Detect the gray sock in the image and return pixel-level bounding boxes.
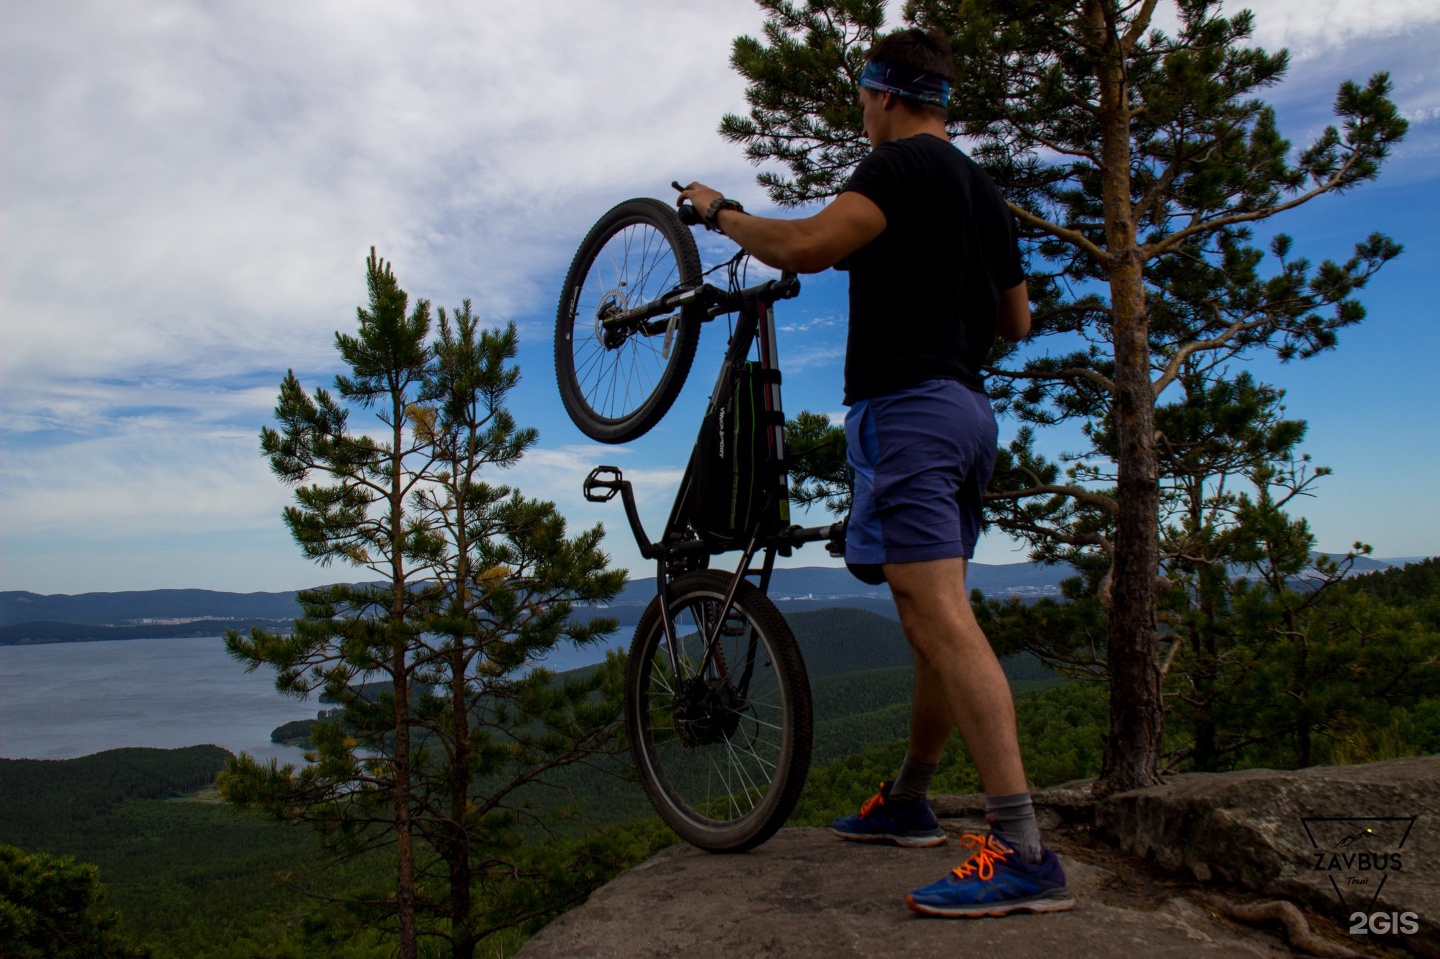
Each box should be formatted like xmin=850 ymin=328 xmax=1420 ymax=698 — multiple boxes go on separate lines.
xmin=986 ymin=791 xmax=1043 ymax=865
xmin=888 ymin=754 xmax=940 ymax=804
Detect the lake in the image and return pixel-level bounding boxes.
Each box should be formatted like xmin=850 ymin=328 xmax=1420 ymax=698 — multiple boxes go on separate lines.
xmin=0 ymin=634 xmax=622 ymax=763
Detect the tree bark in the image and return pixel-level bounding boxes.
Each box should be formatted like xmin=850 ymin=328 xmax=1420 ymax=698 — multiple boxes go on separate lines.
xmin=390 ymin=396 xmax=419 ymax=959
xmin=392 ymin=623 xmax=418 ymax=959
xmin=1294 ymin=635 xmax=1312 ymax=767
xmin=450 ymin=642 xmax=474 ymax=959
xmin=450 ymin=501 xmax=476 ymax=959
xmin=1091 ymin=0 xmax=1164 ymax=793
xmin=1100 ymin=256 xmax=1166 ymax=792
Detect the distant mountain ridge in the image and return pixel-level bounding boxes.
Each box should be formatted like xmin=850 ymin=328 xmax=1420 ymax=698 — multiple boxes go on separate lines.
xmin=1 ymin=564 xmax=1075 ymax=630
xmin=0 ymin=588 xmax=305 ymax=628
xmin=2 ymin=555 xmax=1418 ymax=643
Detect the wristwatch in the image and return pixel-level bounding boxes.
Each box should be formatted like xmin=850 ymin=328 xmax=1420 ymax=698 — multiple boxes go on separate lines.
xmin=704 ymin=196 xmax=746 ymax=233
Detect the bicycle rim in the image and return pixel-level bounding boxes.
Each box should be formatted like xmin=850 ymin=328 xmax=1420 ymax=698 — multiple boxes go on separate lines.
xmin=627 ymin=571 xmax=811 ymax=853
xmin=555 ymin=198 xmax=701 ymax=443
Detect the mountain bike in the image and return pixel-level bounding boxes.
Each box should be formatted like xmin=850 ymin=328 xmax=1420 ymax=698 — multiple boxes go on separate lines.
xmin=554 ymin=194 xmax=843 ymax=852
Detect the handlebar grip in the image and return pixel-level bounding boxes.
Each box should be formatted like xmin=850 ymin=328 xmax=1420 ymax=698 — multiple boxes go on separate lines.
xmin=672 ymin=181 xmax=704 ymax=226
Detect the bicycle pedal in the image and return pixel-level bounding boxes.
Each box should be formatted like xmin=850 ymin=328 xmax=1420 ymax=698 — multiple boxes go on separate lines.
xmin=583 ymin=465 xmax=625 ymax=503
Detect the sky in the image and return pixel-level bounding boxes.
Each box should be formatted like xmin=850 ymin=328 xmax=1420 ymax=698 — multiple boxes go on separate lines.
xmin=3 ymin=0 xmax=1438 ymax=596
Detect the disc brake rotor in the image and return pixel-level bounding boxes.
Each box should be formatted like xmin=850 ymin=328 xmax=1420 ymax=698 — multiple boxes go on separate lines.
xmin=674 ymin=675 xmax=744 ymax=746
xmin=595 ymin=286 xmax=629 ymax=349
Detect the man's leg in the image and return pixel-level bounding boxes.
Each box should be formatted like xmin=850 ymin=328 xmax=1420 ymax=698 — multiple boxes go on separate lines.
xmin=826 ymin=576 xmax=950 ymax=846
xmin=883 ymin=556 xmax=1026 ymax=796
xmin=885 ymin=648 xmax=950 ymax=803
xmin=906 ymin=648 xmax=953 ymax=761
xmin=886 ymin=556 xmax=1074 ymax=917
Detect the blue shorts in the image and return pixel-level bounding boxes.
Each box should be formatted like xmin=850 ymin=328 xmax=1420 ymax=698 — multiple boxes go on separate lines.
xmin=844 ymin=379 xmax=997 ymax=583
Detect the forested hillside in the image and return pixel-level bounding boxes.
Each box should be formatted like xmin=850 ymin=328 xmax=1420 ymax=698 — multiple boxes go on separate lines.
xmin=1347 ymin=556 xmax=1440 ymax=611
xmin=4 ymin=573 xmax=1436 ymax=958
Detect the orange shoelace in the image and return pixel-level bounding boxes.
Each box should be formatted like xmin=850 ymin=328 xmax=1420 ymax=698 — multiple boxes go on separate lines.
xmin=950 ymin=833 xmax=1013 ymax=881
xmin=858 ymin=783 xmax=886 ymax=817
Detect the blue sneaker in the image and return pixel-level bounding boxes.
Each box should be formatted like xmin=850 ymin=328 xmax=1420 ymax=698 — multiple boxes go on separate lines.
xmin=828 ymin=781 xmax=948 ymax=848
xmin=907 ymin=833 xmax=1076 ymax=917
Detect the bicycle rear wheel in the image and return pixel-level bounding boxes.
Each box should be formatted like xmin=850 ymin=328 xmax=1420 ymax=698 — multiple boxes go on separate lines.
xmin=555 ymin=198 xmax=702 ymax=443
xmin=626 ymin=570 xmax=812 ymax=853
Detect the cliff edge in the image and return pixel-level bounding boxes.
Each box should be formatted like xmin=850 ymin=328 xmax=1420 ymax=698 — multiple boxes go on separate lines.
xmin=519 ymin=756 xmax=1437 ymax=958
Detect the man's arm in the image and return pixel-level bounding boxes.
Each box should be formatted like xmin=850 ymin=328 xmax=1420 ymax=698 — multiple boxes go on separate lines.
xmin=996 ymin=281 xmax=1031 ymax=342
xmin=676 ymin=183 xmax=885 ymax=274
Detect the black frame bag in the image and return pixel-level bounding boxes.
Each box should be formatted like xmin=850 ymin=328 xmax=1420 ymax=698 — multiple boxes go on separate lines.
xmin=686 ymin=361 xmax=785 ymax=546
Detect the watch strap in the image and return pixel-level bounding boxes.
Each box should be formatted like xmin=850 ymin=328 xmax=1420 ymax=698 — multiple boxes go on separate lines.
xmin=704 ymin=197 xmax=745 ymax=233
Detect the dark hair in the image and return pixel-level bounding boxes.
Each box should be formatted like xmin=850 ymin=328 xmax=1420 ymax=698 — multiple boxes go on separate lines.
xmin=864 ymin=28 xmax=953 ymax=118
xmin=866 ymin=27 xmax=954 ymax=79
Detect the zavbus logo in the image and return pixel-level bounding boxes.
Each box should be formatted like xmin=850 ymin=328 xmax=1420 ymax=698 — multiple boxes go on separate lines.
xmin=1301 ymin=816 xmax=1419 ymax=936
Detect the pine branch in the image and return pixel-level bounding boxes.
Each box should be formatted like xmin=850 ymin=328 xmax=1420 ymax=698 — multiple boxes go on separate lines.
xmin=1010 ymin=202 xmax=1109 ymax=263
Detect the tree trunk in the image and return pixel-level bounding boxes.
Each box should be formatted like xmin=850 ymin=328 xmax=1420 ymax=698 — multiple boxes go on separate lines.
xmin=450 ymin=645 xmax=475 ymax=959
xmin=1192 ymin=570 xmax=1219 ymax=772
xmin=1091 ymin=0 xmax=1164 ymax=793
xmin=390 ymin=403 xmax=419 ymax=959
xmin=1293 ymin=636 xmax=1312 ymax=767
xmin=1192 ymin=629 xmax=1218 ymax=772
xmin=448 ymin=454 xmax=476 ymax=959
xmin=393 ymin=625 xmax=418 ymax=959
xmin=1100 ymin=255 xmax=1166 ymax=792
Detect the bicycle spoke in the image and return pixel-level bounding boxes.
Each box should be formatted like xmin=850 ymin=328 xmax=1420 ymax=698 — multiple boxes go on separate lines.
xmin=721 ymin=736 xmax=765 ymax=806
xmin=634 ymin=587 xmax=798 ymax=834
xmin=556 ymin=197 xmax=701 ymax=442
xmin=567 ymin=220 xmax=684 ymax=423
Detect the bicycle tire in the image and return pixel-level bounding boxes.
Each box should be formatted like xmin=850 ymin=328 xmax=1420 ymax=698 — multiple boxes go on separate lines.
xmin=555 ymin=198 xmax=703 ymax=443
xmin=626 ymin=570 xmax=812 ymax=853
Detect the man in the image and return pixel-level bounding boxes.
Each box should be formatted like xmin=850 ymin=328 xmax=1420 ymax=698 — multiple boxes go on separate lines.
xmin=676 ymin=27 xmax=1074 ymax=918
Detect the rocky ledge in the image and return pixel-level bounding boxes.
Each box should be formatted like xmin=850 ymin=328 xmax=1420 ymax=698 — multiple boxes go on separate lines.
xmin=519 ymin=756 xmax=1436 ymax=959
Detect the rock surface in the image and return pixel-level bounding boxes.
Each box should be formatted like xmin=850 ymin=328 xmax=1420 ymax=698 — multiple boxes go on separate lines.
xmin=518 ymin=759 xmax=1435 ymax=958
xmin=520 ymin=826 xmax=1306 ymax=958
xmin=1097 ymin=755 xmax=1438 ymax=958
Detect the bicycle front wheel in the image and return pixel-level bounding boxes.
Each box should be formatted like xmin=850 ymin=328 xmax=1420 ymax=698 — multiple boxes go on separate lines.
xmin=555 ymin=198 xmax=702 ymax=443
xmin=626 ymin=571 xmax=812 ymax=853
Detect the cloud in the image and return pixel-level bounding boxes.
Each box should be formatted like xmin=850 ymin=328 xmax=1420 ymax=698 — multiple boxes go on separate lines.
xmin=1142 ymin=0 xmax=1440 ymax=59
xmin=1 ymin=0 xmax=775 ymax=590
xmin=468 ymin=446 xmax=687 ymax=579
xmin=4 ymin=0 xmax=1437 ymax=592
xmin=1238 ymin=0 xmax=1440 ymax=59
xmin=779 ymin=315 xmax=842 ymax=335
xmin=782 ymin=344 xmax=848 ymax=372
xmin=3 ymin=0 xmax=770 ymax=392
xmin=0 ymin=415 xmax=281 ymax=541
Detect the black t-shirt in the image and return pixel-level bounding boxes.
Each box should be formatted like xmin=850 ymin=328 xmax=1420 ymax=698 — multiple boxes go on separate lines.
xmin=838 ymin=133 xmax=1022 ymax=404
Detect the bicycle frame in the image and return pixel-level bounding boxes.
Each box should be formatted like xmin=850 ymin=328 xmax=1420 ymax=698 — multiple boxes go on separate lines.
xmin=582 ymin=271 xmax=843 ymax=684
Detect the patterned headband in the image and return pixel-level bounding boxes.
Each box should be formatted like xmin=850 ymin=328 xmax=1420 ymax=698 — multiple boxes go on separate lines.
xmin=859 ymin=59 xmax=950 ymax=107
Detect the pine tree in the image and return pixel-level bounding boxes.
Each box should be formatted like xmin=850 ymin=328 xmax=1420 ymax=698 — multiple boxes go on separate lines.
xmin=0 ymin=846 xmax=147 ymax=959
xmin=220 ymin=252 xmax=626 ymax=959
xmin=979 ymin=364 xmax=1440 ymax=772
xmin=722 ymin=0 xmax=1407 ymax=790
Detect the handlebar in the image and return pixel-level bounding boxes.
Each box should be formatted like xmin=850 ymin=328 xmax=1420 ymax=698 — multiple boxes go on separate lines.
xmin=664 ymin=180 xmax=798 ymax=313
xmin=602 ymin=272 xmax=800 ymax=334
xmin=678 ymin=206 xmax=703 ymax=227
